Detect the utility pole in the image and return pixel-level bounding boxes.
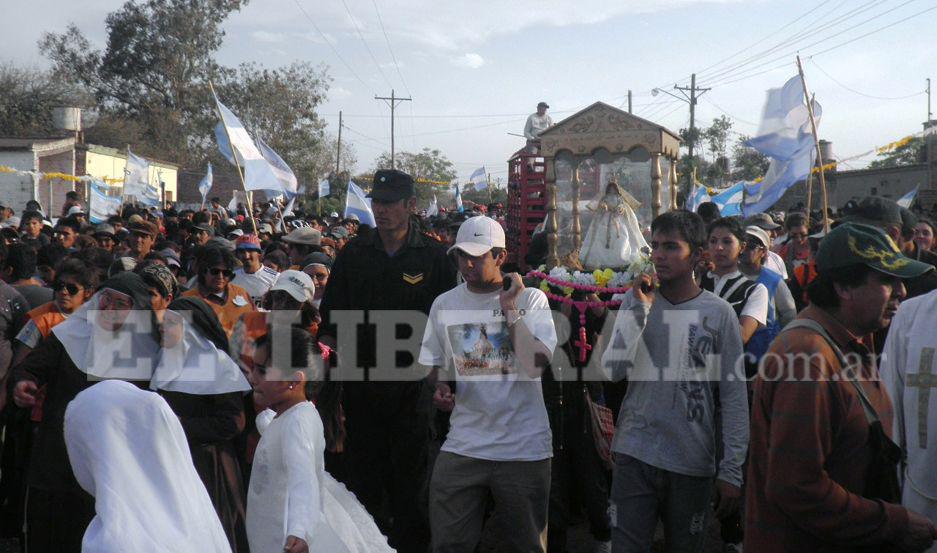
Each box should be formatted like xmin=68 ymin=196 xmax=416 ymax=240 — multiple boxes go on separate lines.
xmin=674 ymin=74 xmax=711 ymax=166
xmin=928 ymin=78 xmax=932 ymax=122
xmin=335 ymin=110 xmax=343 ymax=174
xmin=628 ymin=89 xmax=633 ymax=114
xmin=654 ymin=73 xmax=710 ymax=194
xmin=374 ymin=89 xmax=412 ymax=169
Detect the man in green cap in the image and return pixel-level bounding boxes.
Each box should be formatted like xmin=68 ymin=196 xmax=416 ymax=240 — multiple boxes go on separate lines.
xmin=746 ymin=223 xmax=937 ymax=552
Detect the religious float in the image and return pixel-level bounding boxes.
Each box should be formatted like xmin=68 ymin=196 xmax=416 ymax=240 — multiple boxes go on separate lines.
xmin=505 ymin=102 xmax=682 ymax=362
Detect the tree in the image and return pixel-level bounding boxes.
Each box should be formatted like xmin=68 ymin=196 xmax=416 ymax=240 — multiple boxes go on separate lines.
xmin=0 ymin=63 xmax=92 ymax=136
xmin=730 ymin=135 xmax=770 ymax=181
xmin=868 ymin=136 xmax=925 ymax=169
xmin=700 ymin=116 xmax=733 ymax=185
xmin=40 ymin=0 xmax=248 ymax=166
xmin=373 ymin=148 xmax=457 ymax=204
xmin=38 ymin=0 xmax=335 ymax=189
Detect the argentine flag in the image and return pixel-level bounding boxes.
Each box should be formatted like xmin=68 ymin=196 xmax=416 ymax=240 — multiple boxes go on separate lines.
xmin=454 ymin=182 xmax=464 ymax=213
xmin=318 ymin=177 xmax=330 ymax=198
xmin=198 ymin=163 xmax=213 ymax=205
xmin=711 ymin=182 xmax=745 ymax=216
xmin=685 ymin=184 xmax=711 ymax=213
xmin=742 ymin=75 xmax=821 ymax=216
xmin=213 ymin=93 xmax=283 ymax=193
xmin=469 ymin=167 xmax=487 ymax=191
xmin=345 ymin=181 xmax=376 ymax=227
xmin=89 ymin=179 xmax=121 ymax=223
xmin=897 ymin=186 xmax=918 ymax=208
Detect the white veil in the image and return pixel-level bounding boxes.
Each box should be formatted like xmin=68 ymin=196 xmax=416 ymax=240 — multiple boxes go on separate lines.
xmin=64 ymin=380 xmax=232 ymax=553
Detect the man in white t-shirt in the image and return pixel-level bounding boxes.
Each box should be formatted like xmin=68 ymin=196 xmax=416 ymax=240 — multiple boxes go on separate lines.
xmin=232 ymin=234 xmax=278 ymax=308
xmin=419 ymin=215 xmax=557 ymax=553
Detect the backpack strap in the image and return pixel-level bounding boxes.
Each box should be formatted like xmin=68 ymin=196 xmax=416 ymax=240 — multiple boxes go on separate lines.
xmin=780 ymin=319 xmax=880 ymax=426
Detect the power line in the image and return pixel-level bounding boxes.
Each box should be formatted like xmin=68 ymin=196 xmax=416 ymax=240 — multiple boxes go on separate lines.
xmin=694 ymin=0 xmax=836 ymax=79
xmin=706 ymin=0 xmax=924 ymax=86
xmin=338 ymin=0 xmax=394 ymax=90
xmin=290 ymin=0 xmax=375 ymax=96
xmin=698 ymin=0 xmax=884 ymax=83
xmin=810 ymin=59 xmax=926 ymax=100
xmin=370 ymin=0 xmax=411 ymax=96
xmin=807 ymin=2 xmax=937 ymax=58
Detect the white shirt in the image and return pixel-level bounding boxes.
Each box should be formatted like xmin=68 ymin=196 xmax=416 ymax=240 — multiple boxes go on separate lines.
xmin=881 ymin=290 xmax=937 ymax=503
xmin=419 ymin=284 xmax=557 ymax=461
xmin=764 ymin=250 xmax=788 ymax=280
xmin=708 ymin=270 xmax=769 ymax=326
xmin=524 ymin=113 xmax=553 ymax=140
xmin=232 ymin=265 xmax=278 ymax=308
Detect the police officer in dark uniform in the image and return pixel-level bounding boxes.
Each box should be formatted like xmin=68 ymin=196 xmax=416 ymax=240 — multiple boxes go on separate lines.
xmin=319 ymin=169 xmax=456 ymax=553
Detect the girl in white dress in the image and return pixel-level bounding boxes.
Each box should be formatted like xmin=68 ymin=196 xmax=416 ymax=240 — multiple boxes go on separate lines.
xmin=246 ymin=327 xmax=394 ymax=553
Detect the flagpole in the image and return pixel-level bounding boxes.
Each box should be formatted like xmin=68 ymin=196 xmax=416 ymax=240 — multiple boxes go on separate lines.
xmin=796 ymin=56 xmax=829 ymax=233
xmin=803 ymin=169 xmax=814 ymax=230
xmin=209 ymin=81 xmax=258 ymax=234
xmin=486 ymin=173 xmax=493 ymax=205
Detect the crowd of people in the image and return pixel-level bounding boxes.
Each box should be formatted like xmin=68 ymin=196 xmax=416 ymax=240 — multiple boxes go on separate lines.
xmin=0 ymin=167 xmax=935 ymax=553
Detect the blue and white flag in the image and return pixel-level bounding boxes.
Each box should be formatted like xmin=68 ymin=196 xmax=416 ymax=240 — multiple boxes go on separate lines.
xmin=685 ymin=183 xmax=712 ymax=213
xmin=454 ymin=182 xmax=464 ymax=213
xmin=89 ymin=179 xmax=122 ymax=223
xmin=345 ymin=181 xmax=376 ymax=227
xmin=427 ymin=194 xmax=438 ymax=217
xmin=256 ymin=136 xmax=298 ymax=194
xmin=318 ymin=177 xmax=330 ymax=198
xmin=711 ymin=181 xmax=745 ymax=216
xmin=198 ymin=162 xmax=213 ymax=206
xmin=742 ymin=75 xmax=821 ymax=216
xmin=469 ymin=167 xmax=487 ymax=191
xmin=123 ymin=149 xmax=160 ymax=206
xmin=213 ymin=93 xmax=282 ymax=193
xmin=897 ymin=185 xmax=919 ymax=208
xmin=214 ymin=123 xmax=235 ymax=165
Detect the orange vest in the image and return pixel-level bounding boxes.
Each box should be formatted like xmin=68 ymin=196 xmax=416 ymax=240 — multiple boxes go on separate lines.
xmin=182 ymin=283 xmax=255 ymax=337
xmin=26 ymin=302 xmax=67 ymax=339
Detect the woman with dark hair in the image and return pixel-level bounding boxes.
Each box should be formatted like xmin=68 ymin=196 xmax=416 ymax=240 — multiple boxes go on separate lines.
xmin=10 ymin=272 xmax=160 ymax=552
xmin=152 ymin=296 xmax=251 ymax=552
xmin=914 ymin=218 xmax=935 ymax=253
xmin=702 ymin=217 xmax=769 ymax=346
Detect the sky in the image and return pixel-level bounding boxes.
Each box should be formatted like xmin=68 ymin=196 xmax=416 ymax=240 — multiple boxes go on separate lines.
xmin=4 ymin=0 xmax=936 ymax=183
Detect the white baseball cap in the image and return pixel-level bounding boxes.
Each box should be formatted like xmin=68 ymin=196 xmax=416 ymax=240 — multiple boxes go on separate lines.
xmin=269 ymin=270 xmax=315 ymax=303
xmin=447 ymin=215 xmax=506 ymax=257
xmin=745 ymin=225 xmax=772 ymax=249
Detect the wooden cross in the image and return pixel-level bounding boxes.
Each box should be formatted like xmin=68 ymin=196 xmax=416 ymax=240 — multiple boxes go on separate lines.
xmin=907 ymin=347 xmax=936 ymax=449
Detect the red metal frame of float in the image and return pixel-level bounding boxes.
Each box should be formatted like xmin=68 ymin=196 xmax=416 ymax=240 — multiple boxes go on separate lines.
xmin=505 ymin=148 xmax=547 ymax=270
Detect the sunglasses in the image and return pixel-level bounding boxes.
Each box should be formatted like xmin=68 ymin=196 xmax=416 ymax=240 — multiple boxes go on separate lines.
xmin=53 ymin=282 xmax=83 ymax=295
xmin=206 ymin=267 xmax=234 ymax=279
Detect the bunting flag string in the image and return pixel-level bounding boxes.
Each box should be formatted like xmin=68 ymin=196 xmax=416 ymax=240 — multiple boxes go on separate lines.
xmin=0 ymin=165 xmax=124 ymax=184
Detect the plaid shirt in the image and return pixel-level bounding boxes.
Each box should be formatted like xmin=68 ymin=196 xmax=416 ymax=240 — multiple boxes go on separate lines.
xmin=745 ymin=305 xmax=909 ymax=552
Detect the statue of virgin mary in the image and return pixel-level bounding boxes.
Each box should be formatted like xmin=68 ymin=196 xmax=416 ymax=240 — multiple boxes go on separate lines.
xmin=579 ymin=181 xmax=648 ymax=270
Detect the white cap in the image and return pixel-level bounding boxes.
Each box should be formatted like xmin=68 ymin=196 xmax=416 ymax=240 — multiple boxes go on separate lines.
xmin=330 ymin=211 xmax=339 ymax=218
xmin=269 ymin=270 xmax=315 ymax=303
xmin=744 ymin=225 xmax=772 ymax=249
xmin=67 ymin=205 xmax=85 ymax=216
xmin=227 ymin=229 xmax=244 ymax=238
xmin=447 ymin=215 xmax=506 ymax=257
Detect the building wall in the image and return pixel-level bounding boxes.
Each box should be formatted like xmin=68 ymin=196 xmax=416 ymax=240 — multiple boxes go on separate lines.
xmin=83 ymin=150 xmax=178 ymax=204
xmin=37 ymin=148 xmax=77 ymax=217
xmin=0 ymin=151 xmax=38 ymax=212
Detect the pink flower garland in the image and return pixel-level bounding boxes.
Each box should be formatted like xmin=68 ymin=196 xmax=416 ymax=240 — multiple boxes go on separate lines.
xmin=527 ymin=271 xmax=633 ymax=363
xmin=526 ymin=270 xmax=632 ymax=294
